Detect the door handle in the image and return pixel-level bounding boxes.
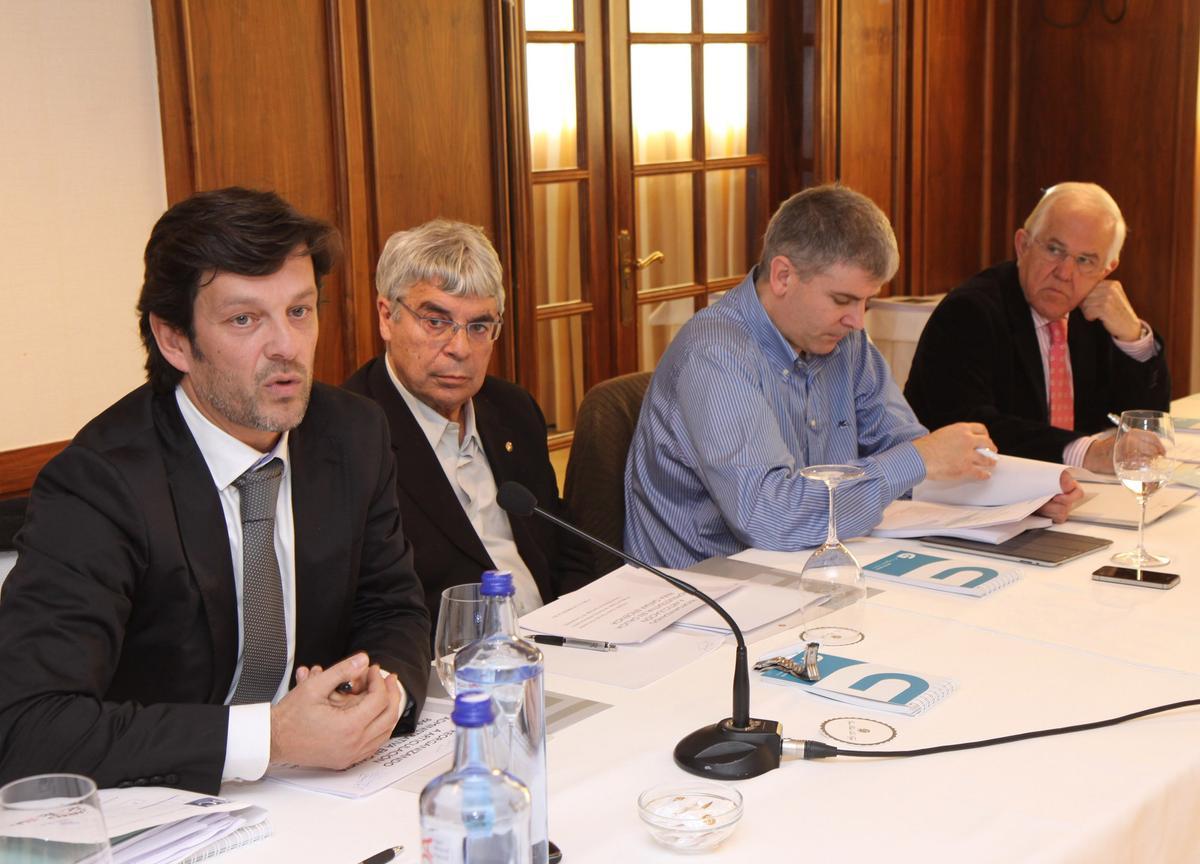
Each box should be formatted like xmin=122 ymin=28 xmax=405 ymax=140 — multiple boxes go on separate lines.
xmin=618 ymin=230 xmax=664 ymax=327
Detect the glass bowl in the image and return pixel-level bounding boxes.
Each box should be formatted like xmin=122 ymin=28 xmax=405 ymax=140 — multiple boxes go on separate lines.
xmin=636 ymin=782 xmax=743 ymax=853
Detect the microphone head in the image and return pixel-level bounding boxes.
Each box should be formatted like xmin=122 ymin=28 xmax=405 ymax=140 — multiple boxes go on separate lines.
xmin=497 ymin=481 xmax=537 ymax=516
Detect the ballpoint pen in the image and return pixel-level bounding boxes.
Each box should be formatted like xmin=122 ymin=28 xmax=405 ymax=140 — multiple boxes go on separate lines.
xmin=358 ymin=846 xmax=404 ymax=864
xmin=1108 ymin=412 xmax=1121 ymax=426
xmin=531 ymin=634 xmax=617 ymax=652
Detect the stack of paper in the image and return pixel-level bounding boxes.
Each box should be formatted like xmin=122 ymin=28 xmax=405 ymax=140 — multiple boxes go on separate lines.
xmin=87 ymin=787 xmax=269 ymax=864
xmin=872 ymin=498 xmax=1051 ymax=541
xmin=672 ymin=582 xmax=826 ymax=635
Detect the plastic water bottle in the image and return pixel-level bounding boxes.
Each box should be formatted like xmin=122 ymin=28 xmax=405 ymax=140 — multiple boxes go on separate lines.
xmin=419 ymin=691 xmax=532 ymax=864
xmin=454 ymin=570 xmax=549 ymax=864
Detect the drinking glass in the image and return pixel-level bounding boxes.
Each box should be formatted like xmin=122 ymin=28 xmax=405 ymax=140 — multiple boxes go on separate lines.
xmin=0 ymin=774 xmax=112 ymax=863
xmin=1112 ymin=410 xmax=1175 ymax=567
xmin=434 ymin=583 xmax=487 ymax=696
xmin=798 ymin=465 xmax=867 ymax=642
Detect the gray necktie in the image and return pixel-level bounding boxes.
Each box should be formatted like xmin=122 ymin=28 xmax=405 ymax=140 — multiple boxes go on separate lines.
xmin=230 ymin=458 xmax=288 ymax=705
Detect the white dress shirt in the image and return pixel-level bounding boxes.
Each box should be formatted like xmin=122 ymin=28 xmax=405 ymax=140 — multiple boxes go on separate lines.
xmin=175 ymin=387 xmax=293 ymax=783
xmin=1028 ymin=309 xmax=1157 ymax=466
xmin=384 ymin=359 xmax=544 ymax=615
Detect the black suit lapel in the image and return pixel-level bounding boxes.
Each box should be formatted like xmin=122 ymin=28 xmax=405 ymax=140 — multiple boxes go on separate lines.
xmin=1002 ymin=276 xmax=1050 ymax=422
xmin=367 ymin=359 xmax=493 ymax=568
xmin=1067 ymin=307 xmax=1098 ymax=420
xmin=153 ymin=394 xmax=238 ymax=703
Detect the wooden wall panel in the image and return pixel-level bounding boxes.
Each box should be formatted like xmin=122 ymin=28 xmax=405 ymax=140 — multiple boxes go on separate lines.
xmin=837 ymin=0 xmax=897 ymax=224
xmin=152 ymin=0 xmax=351 ymax=385
xmin=1011 ymin=0 xmax=1198 ymax=394
xmin=365 ymin=1 xmax=499 ymax=243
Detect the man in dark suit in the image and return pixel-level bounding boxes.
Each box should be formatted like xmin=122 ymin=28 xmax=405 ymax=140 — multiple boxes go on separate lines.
xmin=905 ymin=182 xmax=1169 ymax=472
xmin=0 ymin=188 xmax=430 ymax=794
xmin=345 ymin=219 xmax=592 ymax=628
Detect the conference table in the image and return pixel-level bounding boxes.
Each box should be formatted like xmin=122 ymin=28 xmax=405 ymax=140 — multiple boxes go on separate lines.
xmin=211 ymin=403 xmax=1200 ymax=863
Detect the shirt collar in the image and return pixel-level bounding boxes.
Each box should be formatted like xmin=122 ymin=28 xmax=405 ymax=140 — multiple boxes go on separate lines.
xmin=732 ymin=266 xmax=845 ymax=372
xmin=383 ymin=353 xmax=480 ymax=452
xmin=1029 ymin=304 xmax=1068 ymax=334
xmin=175 ymin=385 xmax=290 ymax=491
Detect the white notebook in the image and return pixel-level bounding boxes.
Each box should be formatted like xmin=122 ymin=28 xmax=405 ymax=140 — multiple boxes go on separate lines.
xmin=757 ymin=647 xmax=955 ymax=716
xmin=861 ymin=549 xmax=1020 ymax=597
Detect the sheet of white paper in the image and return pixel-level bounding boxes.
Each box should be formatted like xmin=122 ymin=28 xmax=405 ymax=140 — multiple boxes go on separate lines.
xmin=537 ymin=628 xmax=723 ymax=688
xmin=1167 ymin=436 xmax=1200 ymax=463
xmin=518 ymin=565 xmax=739 ymax=644
xmin=913 ymin=453 xmax=1065 ymax=506
xmin=267 ymin=703 xmax=455 ymax=798
xmin=672 ymin=582 xmax=825 ymax=633
xmin=871 ymin=495 xmax=1050 ymax=538
xmin=1069 ymin=483 xmax=1195 ymax=527
xmin=113 ymin=808 xmax=267 ymax=864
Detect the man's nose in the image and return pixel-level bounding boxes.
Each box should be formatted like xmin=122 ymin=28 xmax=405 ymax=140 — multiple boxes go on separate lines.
xmin=265 ymin=315 xmax=300 ymax=359
xmin=441 ymin=324 xmax=472 ymax=356
xmin=844 ymin=301 xmax=867 ymax=330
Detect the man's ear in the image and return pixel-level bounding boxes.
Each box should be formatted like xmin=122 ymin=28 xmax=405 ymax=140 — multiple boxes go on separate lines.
xmin=766 ymin=255 xmax=793 ymax=299
xmin=378 ymin=296 xmax=395 ymax=343
xmin=148 ymin=313 xmax=193 ymax=375
xmin=1014 ymin=228 xmax=1029 ymax=259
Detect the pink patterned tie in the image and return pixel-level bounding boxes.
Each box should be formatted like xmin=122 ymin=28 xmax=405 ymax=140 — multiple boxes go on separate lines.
xmin=1048 ymin=318 xmax=1074 ymax=430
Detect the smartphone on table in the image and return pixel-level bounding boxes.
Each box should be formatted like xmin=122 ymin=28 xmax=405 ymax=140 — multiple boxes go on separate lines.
xmin=1091 ymin=565 xmax=1179 ymax=589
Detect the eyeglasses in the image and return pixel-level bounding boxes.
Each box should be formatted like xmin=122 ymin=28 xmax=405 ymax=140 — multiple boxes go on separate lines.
xmin=1029 ymin=236 xmax=1106 ymax=277
xmin=394 ymin=298 xmax=502 ymax=343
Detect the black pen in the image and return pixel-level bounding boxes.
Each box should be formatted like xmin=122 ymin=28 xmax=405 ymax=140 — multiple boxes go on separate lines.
xmin=358 ymin=846 xmax=403 ymax=864
xmin=531 ymin=634 xmax=617 ymax=652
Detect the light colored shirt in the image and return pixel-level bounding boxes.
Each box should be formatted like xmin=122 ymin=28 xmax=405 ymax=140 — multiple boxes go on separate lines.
xmin=175 ymin=386 xmax=292 ymax=783
xmin=624 ymin=269 xmax=928 ymax=568
xmin=1029 ymin=309 xmax=1157 ymax=466
xmin=384 ymin=358 xmax=543 ymax=615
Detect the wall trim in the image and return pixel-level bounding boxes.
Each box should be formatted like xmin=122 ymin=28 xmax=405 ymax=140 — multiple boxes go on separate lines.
xmin=0 ymin=441 xmax=68 ymax=498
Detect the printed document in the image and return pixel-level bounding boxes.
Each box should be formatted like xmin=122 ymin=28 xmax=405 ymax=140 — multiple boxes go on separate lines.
xmin=914 ymin=453 xmax=1064 ymax=506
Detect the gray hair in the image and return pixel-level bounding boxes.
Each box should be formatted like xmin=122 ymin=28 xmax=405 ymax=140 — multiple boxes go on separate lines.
xmin=758 ymin=184 xmax=899 ymax=282
xmin=1023 ymin=182 xmax=1126 ymax=264
xmin=376 ymin=219 xmax=505 ymax=316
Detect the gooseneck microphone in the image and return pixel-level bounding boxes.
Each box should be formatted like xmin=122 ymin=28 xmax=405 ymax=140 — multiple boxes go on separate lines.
xmin=497 ymin=481 xmax=781 ymax=780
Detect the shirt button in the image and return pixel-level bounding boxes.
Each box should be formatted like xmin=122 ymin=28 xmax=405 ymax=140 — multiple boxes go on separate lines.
xmin=809 ymin=420 xmax=818 ymax=429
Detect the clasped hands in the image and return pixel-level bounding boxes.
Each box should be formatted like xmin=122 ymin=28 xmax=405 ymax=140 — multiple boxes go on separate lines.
xmin=269 ymin=652 xmax=404 ymax=770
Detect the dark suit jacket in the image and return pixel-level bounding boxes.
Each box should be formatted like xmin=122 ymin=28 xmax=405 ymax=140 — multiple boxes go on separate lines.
xmin=904 ymin=261 xmax=1171 ymax=462
xmin=344 ymin=357 xmax=594 ymax=628
xmin=0 ymin=383 xmax=431 ymax=793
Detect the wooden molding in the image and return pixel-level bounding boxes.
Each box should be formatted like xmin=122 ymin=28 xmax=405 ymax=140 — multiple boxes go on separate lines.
xmin=0 ymin=441 xmax=68 ymax=498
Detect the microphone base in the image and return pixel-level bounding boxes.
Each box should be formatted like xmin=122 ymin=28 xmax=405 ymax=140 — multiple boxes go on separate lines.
xmin=673 ymin=717 xmax=783 ymax=780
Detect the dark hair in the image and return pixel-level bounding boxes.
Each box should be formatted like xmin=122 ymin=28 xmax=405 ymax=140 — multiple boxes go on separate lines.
xmin=136 ymin=187 xmax=340 ymax=393
xmin=758 ymin=184 xmax=898 ymax=282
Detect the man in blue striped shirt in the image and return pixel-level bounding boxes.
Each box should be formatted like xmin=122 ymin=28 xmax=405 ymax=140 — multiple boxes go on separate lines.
xmin=624 ymin=185 xmax=1079 ymax=568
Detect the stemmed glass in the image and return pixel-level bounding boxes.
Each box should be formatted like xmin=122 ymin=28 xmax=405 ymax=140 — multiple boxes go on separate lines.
xmin=798 ymin=465 xmax=867 ymax=643
xmin=0 ymin=774 xmax=112 ymax=863
xmin=434 ymin=583 xmax=487 ymax=697
xmin=1112 ymin=410 xmax=1176 ymax=567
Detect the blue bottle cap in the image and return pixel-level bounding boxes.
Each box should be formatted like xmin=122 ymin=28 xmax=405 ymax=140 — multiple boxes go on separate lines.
xmin=452 ymin=691 xmax=494 ymax=727
xmin=480 ymin=569 xmax=515 ymax=597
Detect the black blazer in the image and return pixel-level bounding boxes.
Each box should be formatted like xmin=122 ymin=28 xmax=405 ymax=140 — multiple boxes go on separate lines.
xmin=0 ymin=383 xmax=431 ymax=793
xmin=344 ymin=357 xmax=594 ymax=628
xmin=904 ymin=261 xmax=1171 ymax=462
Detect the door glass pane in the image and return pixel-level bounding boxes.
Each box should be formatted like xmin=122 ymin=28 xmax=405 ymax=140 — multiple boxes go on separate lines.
xmin=635 ymin=173 xmax=694 ymax=291
xmin=527 ymin=44 xmax=579 ymax=171
xmin=525 ymin=0 xmax=574 ymax=31
xmin=638 ymin=297 xmax=695 ymax=371
xmin=631 ymin=44 xmax=693 ymax=164
xmin=704 ymin=44 xmax=747 ymax=158
xmin=536 ymin=315 xmax=586 ymax=434
xmin=703 ymin=0 xmax=745 ymax=32
xmin=532 ymin=182 xmax=583 ymax=305
xmin=706 ymin=167 xmax=758 ymax=280
xmin=630 ymin=0 xmax=691 ymax=33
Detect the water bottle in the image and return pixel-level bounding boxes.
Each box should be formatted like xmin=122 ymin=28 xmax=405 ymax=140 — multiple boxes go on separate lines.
xmin=419 ymin=691 xmax=532 ymax=864
xmin=454 ymin=570 xmax=549 ymax=864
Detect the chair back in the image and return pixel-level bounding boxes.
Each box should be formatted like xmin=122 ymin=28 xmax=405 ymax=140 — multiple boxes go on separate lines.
xmin=563 ymin=372 xmax=652 ymax=577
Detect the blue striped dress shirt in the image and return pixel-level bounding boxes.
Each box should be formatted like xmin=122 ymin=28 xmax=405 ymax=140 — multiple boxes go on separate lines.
xmin=624 ymin=269 xmax=929 ymax=568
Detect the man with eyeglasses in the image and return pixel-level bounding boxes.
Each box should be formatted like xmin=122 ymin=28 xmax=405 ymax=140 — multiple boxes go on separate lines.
xmin=345 ymin=219 xmax=593 ymax=630
xmin=905 ymin=182 xmax=1169 ymax=473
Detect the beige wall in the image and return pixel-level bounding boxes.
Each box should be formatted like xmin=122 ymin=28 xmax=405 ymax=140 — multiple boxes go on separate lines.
xmin=1 ymin=1 xmax=166 ymax=451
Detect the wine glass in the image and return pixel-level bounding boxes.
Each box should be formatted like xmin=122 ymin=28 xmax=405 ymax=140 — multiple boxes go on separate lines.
xmin=1112 ymin=410 xmax=1175 ymax=567
xmin=798 ymin=465 xmax=867 ymax=645
xmin=0 ymin=774 xmax=112 ymax=863
xmin=434 ymin=583 xmax=487 ymax=697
